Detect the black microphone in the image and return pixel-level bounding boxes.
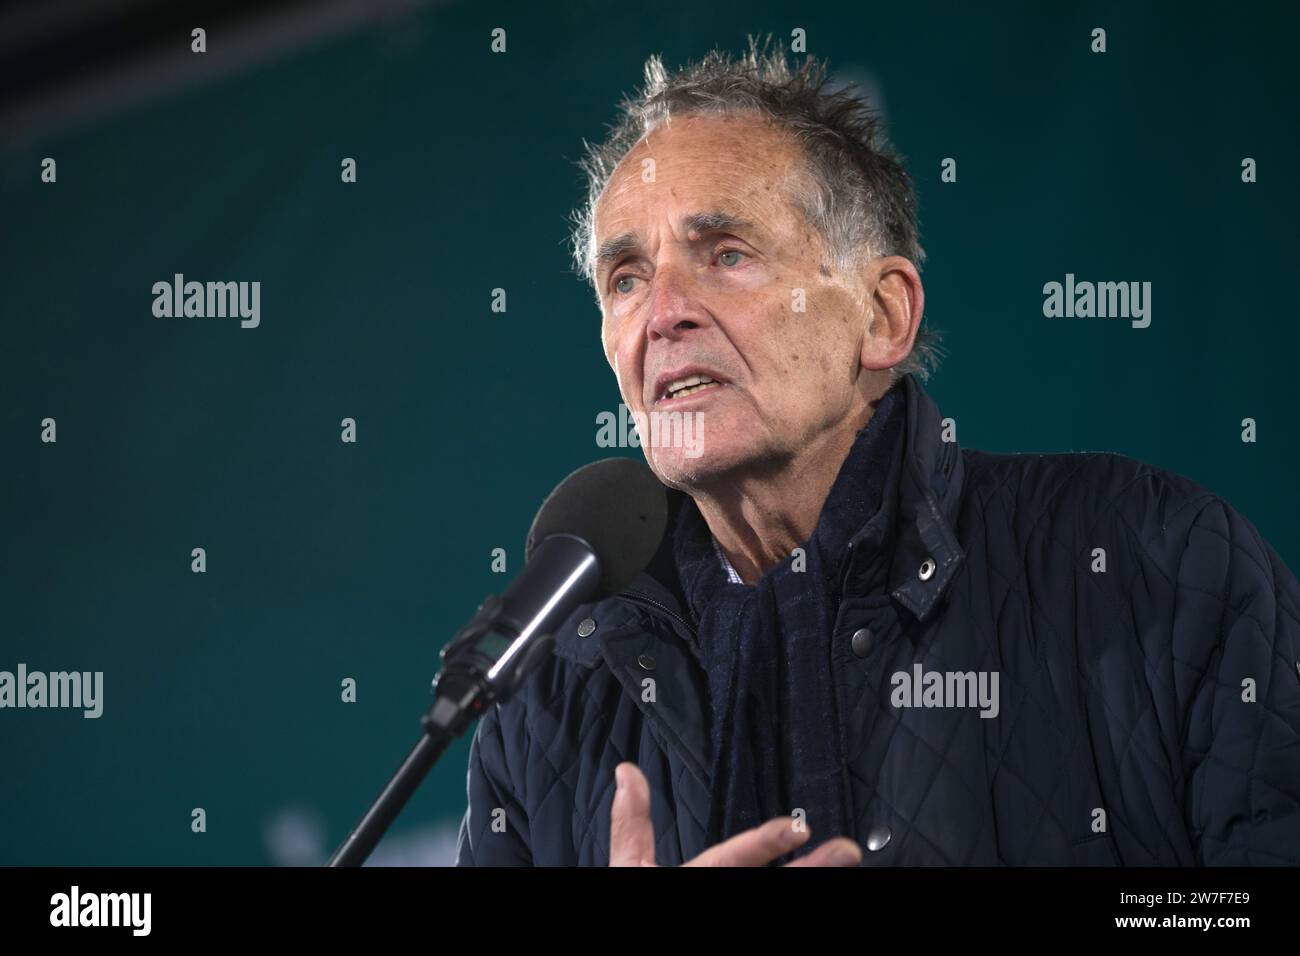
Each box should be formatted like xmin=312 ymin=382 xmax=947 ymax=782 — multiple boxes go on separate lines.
xmin=326 ymin=457 xmax=667 ymax=867
xmin=447 ymin=455 xmax=670 ymax=702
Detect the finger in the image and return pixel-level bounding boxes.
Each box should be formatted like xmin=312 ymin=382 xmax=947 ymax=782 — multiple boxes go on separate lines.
xmin=609 ymin=762 xmax=658 ymax=867
xmin=683 ymin=815 xmax=808 ymax=867
xmin=783 ymin=837 xmax=862 ymax=867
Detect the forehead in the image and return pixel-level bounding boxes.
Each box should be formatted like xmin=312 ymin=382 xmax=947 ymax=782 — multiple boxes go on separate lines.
xmin=592 ymin=113 xmax=809 ymax=244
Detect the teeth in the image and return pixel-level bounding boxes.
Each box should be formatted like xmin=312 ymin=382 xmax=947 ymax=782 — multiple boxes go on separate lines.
xmin=666 ymin=373 xmax=716 ymax=398
xmin=671 ymin=382 xmax=718 ymax=398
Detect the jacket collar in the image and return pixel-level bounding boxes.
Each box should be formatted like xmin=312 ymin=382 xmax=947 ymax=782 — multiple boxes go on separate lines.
xmin=875 ymin=371 xmax=967 ymax=621
xmin=551 ymin=372 xmax=967 ymax=668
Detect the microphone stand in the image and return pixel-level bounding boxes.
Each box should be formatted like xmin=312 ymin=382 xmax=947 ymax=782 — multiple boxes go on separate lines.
xmin=326 ymin=536 xmax=599 ymax=866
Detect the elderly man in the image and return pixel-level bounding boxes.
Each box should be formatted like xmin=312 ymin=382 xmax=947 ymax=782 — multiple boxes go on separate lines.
xmin=455 ymin=41 xmax=1300 ymax=866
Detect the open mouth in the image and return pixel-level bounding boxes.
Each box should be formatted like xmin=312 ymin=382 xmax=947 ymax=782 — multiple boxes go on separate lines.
xmin=664 ymin=375 xmax=721 ymax=400
xmin=657 ymin=372 xmax=728 ymax=403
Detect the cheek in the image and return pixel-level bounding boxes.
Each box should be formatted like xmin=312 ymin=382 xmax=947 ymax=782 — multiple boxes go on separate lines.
xmin=806 ymin=289 xmax=859 ymax=354
xmin=610 ymin=341 xmax=642 ymax=404
xmin=761 ymin=290 xmax=826 ymax=368
xmin=601 ymin=319 xmax=626 ymax=374
xmin=806 ymin=284 xmax=856 ymax=326
xmin=757 ymin=291 xmax=855 ymax=395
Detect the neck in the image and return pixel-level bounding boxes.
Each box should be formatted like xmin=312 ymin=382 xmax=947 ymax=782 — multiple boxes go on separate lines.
xmin=691 ymin=389 xmax=890 ymax=585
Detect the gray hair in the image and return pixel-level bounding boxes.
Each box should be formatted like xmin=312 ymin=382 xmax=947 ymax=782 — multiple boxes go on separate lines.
xmin=570 ymin=35 xmax=944 ymax=383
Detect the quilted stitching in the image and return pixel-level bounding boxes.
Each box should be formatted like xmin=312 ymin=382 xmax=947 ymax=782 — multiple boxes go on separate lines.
xmin=455 ymin=378 xmax=1300 ymax=867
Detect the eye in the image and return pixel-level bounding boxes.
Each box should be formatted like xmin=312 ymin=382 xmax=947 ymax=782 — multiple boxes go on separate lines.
xmin=613 ymin=274 xmax=638 ymax=295
xmin=716 ymin=249 xmax=748 ymax=267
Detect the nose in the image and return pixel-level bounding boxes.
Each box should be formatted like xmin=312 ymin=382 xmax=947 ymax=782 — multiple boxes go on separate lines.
xmin=644 ymin=264 xmax=709 ymax=343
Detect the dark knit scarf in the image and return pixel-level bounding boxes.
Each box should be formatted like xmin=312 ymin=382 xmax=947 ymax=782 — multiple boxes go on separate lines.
xmin=673 ymin=386 xmax=904 ymax=862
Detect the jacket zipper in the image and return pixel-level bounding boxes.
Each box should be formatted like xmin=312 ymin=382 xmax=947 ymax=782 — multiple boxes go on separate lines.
xmin=616 ymin=589 xmax=699 ymax=642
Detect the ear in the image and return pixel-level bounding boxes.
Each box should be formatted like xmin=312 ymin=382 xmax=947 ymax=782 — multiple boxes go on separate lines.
xmin=859 ymin=256 xmax=924 ymax=372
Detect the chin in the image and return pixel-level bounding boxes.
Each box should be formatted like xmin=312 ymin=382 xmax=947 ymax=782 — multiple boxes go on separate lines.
xmin=645 ymin=444 xmax=742 ymax=491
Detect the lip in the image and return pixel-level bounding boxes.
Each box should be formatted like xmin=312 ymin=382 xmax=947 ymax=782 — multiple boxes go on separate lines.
xmin=651 ymin=365 xmax=731 ymax=405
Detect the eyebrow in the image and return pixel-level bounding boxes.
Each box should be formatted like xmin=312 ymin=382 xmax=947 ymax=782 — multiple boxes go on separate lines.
xmin=595 ymin=211 xmax=759 ymax=272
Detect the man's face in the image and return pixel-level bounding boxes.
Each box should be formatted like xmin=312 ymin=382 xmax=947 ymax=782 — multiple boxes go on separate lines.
xmin=592 ymin=112 xmax=873 ymax=490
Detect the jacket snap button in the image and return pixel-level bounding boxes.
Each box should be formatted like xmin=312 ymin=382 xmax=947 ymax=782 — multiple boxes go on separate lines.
xmin=865 ymin=825 xmax=892 ymax=851
xmin=637 ymin=654 xmax=656 ymax=671
xmin=577 ymin=617 xmax=596 ymax=637
xmin=851 ymin=627 xmax=875 ymax=658
xmin=918 ymin=557 xmax=936 ymax=581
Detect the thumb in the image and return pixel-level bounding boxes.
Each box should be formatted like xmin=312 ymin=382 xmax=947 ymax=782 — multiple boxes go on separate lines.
xmin=609 ymin=762 xmax=657 ymax=866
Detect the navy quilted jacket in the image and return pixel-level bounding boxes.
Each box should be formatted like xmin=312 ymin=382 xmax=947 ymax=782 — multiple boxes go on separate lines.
xmin=455 ymin=374 xmax=1300 ymax=865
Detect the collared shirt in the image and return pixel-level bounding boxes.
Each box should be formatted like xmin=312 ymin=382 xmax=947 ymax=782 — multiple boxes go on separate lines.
xmin=673 ymin=386 xmax=905 ymax=856
xmin=710 ymin=535 xmax=745 ymax=585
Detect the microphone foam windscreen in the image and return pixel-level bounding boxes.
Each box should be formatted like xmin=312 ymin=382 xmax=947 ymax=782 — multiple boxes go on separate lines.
xmin=525 ymin=457 xmax=668 ymax=597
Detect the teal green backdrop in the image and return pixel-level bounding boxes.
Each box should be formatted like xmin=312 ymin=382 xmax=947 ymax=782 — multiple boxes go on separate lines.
xmin=2 ymin=0 xmax=1296 ymax=864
